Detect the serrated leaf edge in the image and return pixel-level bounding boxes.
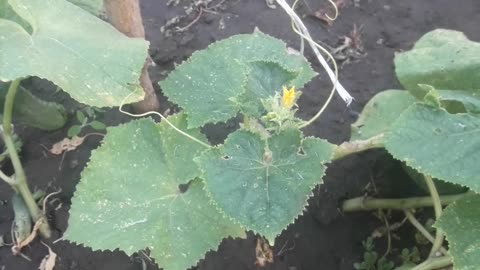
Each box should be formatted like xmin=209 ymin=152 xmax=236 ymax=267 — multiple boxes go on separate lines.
xmin=384 ymin=104 xmax=479 ymax=193
xmin=194 ymin=129 xmax=334 ymax=244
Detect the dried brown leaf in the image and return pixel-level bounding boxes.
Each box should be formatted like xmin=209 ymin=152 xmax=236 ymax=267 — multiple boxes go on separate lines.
xmin=49 ymin=136 xmax=85 ymax=155
xmin=255 ymin=237 xmax=273 ymax=267
xmin=39 ymin=242 xmax=57 ymax=270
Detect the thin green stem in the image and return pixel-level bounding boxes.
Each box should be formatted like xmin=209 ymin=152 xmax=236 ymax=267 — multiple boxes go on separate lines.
xmin=411 ymin=256 xmax=452 ymax=270
xmin=342 ymin=191 xmax=471 ymax=212
xmin=423 ymin=175 xmax=444 ymax=257
xmin=2 ymin=79 xmax=51 ymax=238
xmin=332 ymin=134 xmax=384 ymax=160
xmin=404 ymin=210 xmax=447 ymax=255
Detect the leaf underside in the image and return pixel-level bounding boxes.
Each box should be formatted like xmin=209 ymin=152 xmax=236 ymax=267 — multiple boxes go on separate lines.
xmin=385 ymin=104 xmax=480 ymax=192
xmin=435 ymin=194 xmax=480 ymax=270
xmin=197 ymin=128 xmax=334 ymax=244
xmin=395 ymin=29 xmax=480 ymax=98
xmin=66 ymin=115 xmax=244 ymax=270
xmin=0 ymin=0 xmax=148 ymax=107
xmin=160 ymin=30 xmax=316 ymax=128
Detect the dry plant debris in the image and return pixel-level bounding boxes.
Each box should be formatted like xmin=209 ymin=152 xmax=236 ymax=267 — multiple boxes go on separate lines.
xmin=255 ymin=237 xmax=274 ymax=267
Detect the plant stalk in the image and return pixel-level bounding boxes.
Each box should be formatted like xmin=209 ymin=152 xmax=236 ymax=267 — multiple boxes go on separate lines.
xmin=423 ymin=175 xmax=444 ymax=257
xmin=404 ymin=210 xmax=447 ymax=255
xmin=411 ymin=256 xmax=452 ymax=270
xmin=342 ymin=191 xmax=471 ymax=212
xmin=2 ymin=79 xmax=51 ymax=238
xmin=332 ymin=134 xmax=384 ymax=160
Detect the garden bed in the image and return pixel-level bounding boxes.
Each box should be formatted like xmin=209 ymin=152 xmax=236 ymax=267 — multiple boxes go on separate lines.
xmin=0 ymin=0 xmax=478 ymax=269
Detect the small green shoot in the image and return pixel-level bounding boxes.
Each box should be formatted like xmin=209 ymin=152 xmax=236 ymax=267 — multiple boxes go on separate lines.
xmin=354 ymin=237 xmax=395 ymax=270
xmin=67 ymin=108 xmax=107 ymax=138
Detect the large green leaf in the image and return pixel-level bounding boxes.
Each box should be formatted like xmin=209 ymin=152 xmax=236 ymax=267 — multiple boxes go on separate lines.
xmin=160 ymin=30 xmax=316 ymax=128
xmin=350 ymin=90 xmax=415 ymax=141
xmin=196 ymin=128 xmax=334 ymax=244
xmin=0 ymin=0 xmax=148 ymax=107
xmin=385 ymin=104 xmax=480 ymax=192
xmin=395 ymin=29 xmax=480 ymax=98
xmin=65 ymin=115 xmax=245 ymax=270
xmin=0 ymin=82 xmax=67 ymax=130
xmin=435 ymin=194 xmax=480 ymax=270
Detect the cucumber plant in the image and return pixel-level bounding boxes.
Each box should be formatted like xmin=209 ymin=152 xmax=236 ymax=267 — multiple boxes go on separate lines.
xmin=66 ymin=29 xmax=479 ymax=270
xmin=343 ymin=29 xmax=480 ymax=270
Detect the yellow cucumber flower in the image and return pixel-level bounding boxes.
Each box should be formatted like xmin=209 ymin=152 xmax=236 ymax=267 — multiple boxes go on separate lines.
xmin=281 ymin=86 xmax=296 ymax=109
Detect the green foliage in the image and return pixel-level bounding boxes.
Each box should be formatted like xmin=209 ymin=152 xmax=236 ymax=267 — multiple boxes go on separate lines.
xmin=435 ymin=195 xmax=480 ymax=270
xmin=354 ymin=237 xmax=395 ymax=270
xmin=350 ymin=29 xmax=480 ymax=270
xmin=160 ymin=30 xmax=316 ymax=128
xmin=399 ymin=247 xmax=421 ymax=265
xmin=196 ymin=128 xmax=333 ymax=244
xmin=0 ymin=82 xmax=67 ymax=130
xmin=0 ymin=0 xmax=148 ymax=107
xmin=67 ymin=108 xmax=106 ymax=138
xmin=66 ymin=115 xmax=245 ymax=270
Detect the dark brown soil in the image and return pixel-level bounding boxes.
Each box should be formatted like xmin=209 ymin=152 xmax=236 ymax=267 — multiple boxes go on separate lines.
xmin=1 ymin=1 xmax=479 ymax=270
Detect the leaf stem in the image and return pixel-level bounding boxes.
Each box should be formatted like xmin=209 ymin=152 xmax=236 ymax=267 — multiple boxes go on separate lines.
xmin=404 ymin=210 xmax=447 ymax=255
xmin=410 ymin=256 xmax=452 ymax=270
xmin=423 ymin=175 xmax=444 ymax=257
xmin=332 ymin=134 xmax=384 ymax=160
xmin=342 ymin=191 xmax=471 ymax=212
xmin=2 ymin=79 xmax=51 ymax=238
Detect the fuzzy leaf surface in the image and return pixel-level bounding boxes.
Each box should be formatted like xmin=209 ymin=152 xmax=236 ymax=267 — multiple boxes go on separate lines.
xmin=66 ymin=115 xmax=244 ymax=270
xmin=435 ymin=194 xmax=480 ymax=270
xmin=385 ymin=104 xmax=480 ymax=192
xmin=350 ymin=90 xmax=415 ymax=141
xmin=0 ymin=0 xmax=147 ymax=107
xmin=160 ymin=30 xmax=316 ymax=128
xmin=197 ymin=128 xmax=333 ymax=243
xmin=395 ymin=29 xmax=480 ymax=98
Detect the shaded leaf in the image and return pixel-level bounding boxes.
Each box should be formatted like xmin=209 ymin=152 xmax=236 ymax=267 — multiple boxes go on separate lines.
xmin=89 ymin=120 xmax=106 ymax=130
xmin=196 ymin=128 xmax=333 ymax=243
xmin=435 ymin=194 xmax=480 ymax=270
xmin=0 ymin=0 xmax=148 ymax=107
xmin=350 ymin=90 xmax=415 ymax=141
xmin=0 ymin=82 xmax=67 ymax=130
xmin=66 ymin=115 xmax=245 ymax=270
xmin=76 ymin=111 xmax=86 ymax=124
xmin=67 ymin=125 xmax=82 ymax=138
xmin=385 ymin=104 xmax=480 ymax=192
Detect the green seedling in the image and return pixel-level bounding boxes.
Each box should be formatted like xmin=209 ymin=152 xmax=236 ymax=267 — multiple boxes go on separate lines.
xmin=354 ymin=237 xmax=395 ymax=270
xmin=67 ymin=108 xmax=107 ymax=138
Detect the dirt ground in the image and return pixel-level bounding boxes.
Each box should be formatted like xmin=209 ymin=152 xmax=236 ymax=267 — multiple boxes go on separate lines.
xmin=1 ymin=0 xmax=479 ymax=269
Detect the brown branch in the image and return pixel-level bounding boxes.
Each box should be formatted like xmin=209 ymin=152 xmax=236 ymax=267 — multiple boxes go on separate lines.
xmin=104 ymin=0 xmax=160 ymax=113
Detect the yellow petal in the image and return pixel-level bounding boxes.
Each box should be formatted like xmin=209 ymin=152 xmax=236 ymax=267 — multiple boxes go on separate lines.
xmin=281 ymin=86 xmax=296 ymax=108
